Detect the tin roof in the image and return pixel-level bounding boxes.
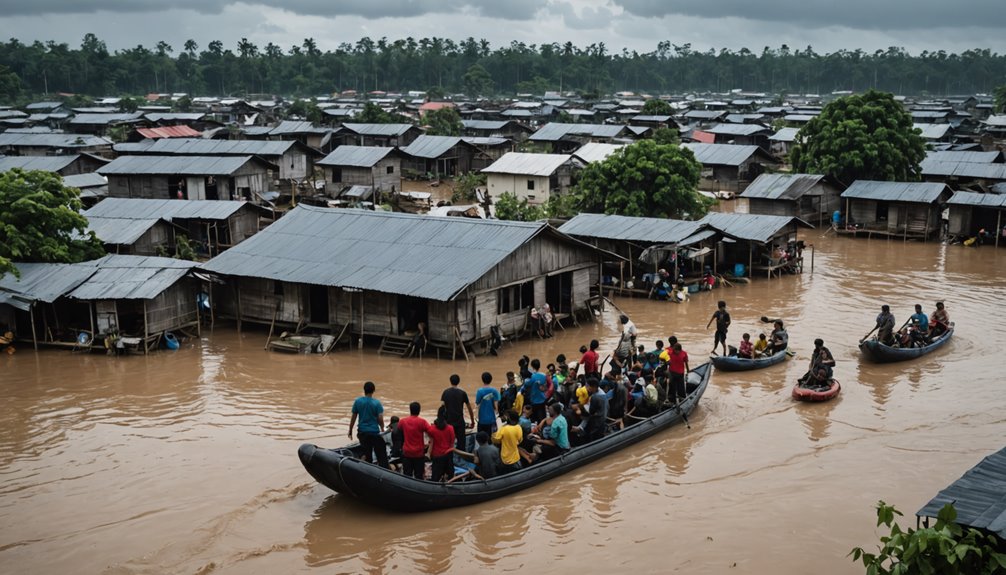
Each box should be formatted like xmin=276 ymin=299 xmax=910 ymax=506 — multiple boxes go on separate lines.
xmin=69 ymin=113 xmax=145 ymax=125
xmin=481 ymin=152 xmax=575 ymax=176
xmin=917 ymin=446 xmax=1006 ymax=539
xmin=698 ymin=213 xmax=814 ymax=243
xmin=946 ymin=191 xmax=1006 ymax=208
xmin=462 ymin=120 xmax=511 ymax=131
xmin=769 ymin=127 xmax=800 ymax=142
xmin=682 ymin=110 xmax=725 ymax=120
xmin=341 ymin=123 xmax=417 ymax=137
xmin=66 ymin=255 xmax=194 ymax=301
xmin=25 ymin=101 xmax=62 ymax=111
xmin=400 ymin=135 xmax=468 ymax=159
xmin=926 ymin=150 xmax=1004 ymax=164
xmin=85 ymin=216 xmax=164 ymax=245
xmin=85 ymin=198 xmax=256 ymax=221
xmin=0 ymin=155 xmax=82 ymax=173
xmin=201 ymin=205 xmax=583 ymax=301
xmin=144 ymin=112 xmax=206 ymax=122
xmin=740 ymin=174 xmax=828 ymax=200
xmin=914 ymin=123 xmax=952 ymax=140
xmin=135 ymin=126 xmax=203 ymax=139
xmin=572 ymin=142 xmax=625 ymax=164
xmin=0 ymin=263 xmax=95 ymax=309
xmin=98 ymin=155 xmax=273 ymax=176
xmin=317 ymin=145 xmax=398 ymax=167
xmin=841 ymin=181 xmax=951 ymax=203
xmin=705 ymin=123 xmax=771 ymax=136
xmin=681 ymin=143 xmax=771 ymax=166
xmin=269 ymin=120 xmax=330 ymax=135
xmin=529 ymin=123 xmax=628 ymax=142
xmin=559 ymin=213 xmax=708 ymax=244
xmin=0 ymin=132 xmax=113 ymax=148
xmin=920 ymin=160 xmax=1006 ymax=180
xmin=62 ymin=172 xmax=107 ymax=189
xmin=114 ymin=138 xmax=313 ymax=158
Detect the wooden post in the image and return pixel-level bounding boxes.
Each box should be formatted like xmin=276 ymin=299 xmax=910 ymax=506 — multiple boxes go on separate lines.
xmin=29 ymin=305 xmax=38 ymax=351
xmin=811 ymin=244 xmax=815 ymax=273
xmin=747 ymin=245 xmax=753 ymax=279
xmin=996 ymin=210 xmax=1002 ymax=248
xmin=358 ymin=291 xmax=364 ymax=349
xmin=264 ymin=301 xmax=279 ymax=350
xmin=143 ymin=300 xmax=149 ymax=355
xmin=234 ymin=283 xmax=242 ymax=333
xmin=88 ymin=302 xmax=95 ymax=346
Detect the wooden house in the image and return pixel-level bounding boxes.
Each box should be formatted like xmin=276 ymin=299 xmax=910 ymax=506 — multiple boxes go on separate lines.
xmin=482 ymin=152 xmax=583 ymax=207
xmin=461 ymin=120 xmax=533 ymax=142
xmin=697 ymin=212 xmax=814 ymax=278
xmin=920 ymin=152 xmax=1006 ymax=190
xmin=768 ymin=128 xmax=800 ymax=158
xmin=68 ymin=113 xmax=146 ymax=136
xmin=528 ymin=123 xmax=634 ymax=153
xmin=201 ymin=205 xmax=608 ymax=356
xmin=0 ymin=132 xmax=114 ymax=157
xmin=400 ymin=135 xmax=485 ymax=178
xmin=739 ymin=173 xmax=845 ymax=225
xmin=0 ymin=255 xmax=199 ymax=353
xmin=266 ymin=120 xmax=334 ymax=152
xmin=703 ymin=123 xmax=773 ymax=150
xmin=945 ymin=192 xmax=1006 ymax=246
xmin=681 ymin=143 xmax=779 ymax=193
xmin=113 ymin=138 xmax=320 ymax=182
xmin=316 ymin=146 xmax=403 ymax=197
xmin=0 ymin=154 xmax=109 ymax=176
xmin=337 ymin=123 xmax=422 ymax=147
xmin=840 ymin=181 xmax=953 ymax=240
xmin=84 ymin=198 xmax=267 ymax=258
xmin=99 ymin=155 xmax=275 ymax=202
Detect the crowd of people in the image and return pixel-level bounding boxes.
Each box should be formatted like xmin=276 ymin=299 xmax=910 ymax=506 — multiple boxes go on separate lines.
xmin=871 ymin=301 xmax=951 ymax=348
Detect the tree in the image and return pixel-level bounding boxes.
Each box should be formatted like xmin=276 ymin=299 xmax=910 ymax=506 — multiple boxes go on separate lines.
xmin=357 ymin=102 xmax=402 ymax=124
xmin=851 ymin=501 xmax=1006 ymax=574
xmin=493 ymin=192 xmax=546 ymax=222
xmin=0 ymin=64 xmax=22 ymax=102
xmin=462 ymin=63 xmax=493 ymax=97
xmin=573 ymin=140 xmax=709 ymax=219
xmin=0 ymin=169 xmax=104 ymax=279
xmin=995 ymin=84 xmax=1006 ymax=114
xmin=286 ymin=99 xmax=322 ymax=123
xmin=790 ymin=90 xmax=927 ymax=186
xmin=641 ymin=98 xmax=673 ymax=116
xmin=652 ymin=126 xmax=679 ymax=145
xmin=119 ymin=96 xmax=139 ymax=113
xmin=451 ymin=171 xmax=486 ymax=203
xmin=424 ymin=106 xmax=463 ymax=136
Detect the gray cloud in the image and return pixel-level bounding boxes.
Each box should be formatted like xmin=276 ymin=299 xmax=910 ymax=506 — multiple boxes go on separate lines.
xmin=613 ymin=0 xmax=1006 ymax=30
xmin=551 ymin=1 xmax=615 ymax=30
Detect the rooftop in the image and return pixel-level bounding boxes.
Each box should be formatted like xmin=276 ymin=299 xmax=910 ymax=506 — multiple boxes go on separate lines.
xmin=481 ymin=152 xmax=575 ymax=177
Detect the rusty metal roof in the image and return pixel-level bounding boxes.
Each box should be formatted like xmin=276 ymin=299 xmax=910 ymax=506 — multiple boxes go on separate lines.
xmin=136 ymin=126 xmax=203 ymax=139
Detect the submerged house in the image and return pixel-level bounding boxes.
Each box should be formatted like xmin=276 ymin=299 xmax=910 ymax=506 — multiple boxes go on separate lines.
xmin=840 ymin=181 xmax=953 ymax=240
xmin=99 ymin=155 xmax=275 ymax=202
xmin=201 ymin=206 xmax=607 ymax=356
xmin=945 ymin=192 xmax=1006 ymax=246
xmin=739 ymin=173 xmax=845 ymax=225
xmin=0 ymin=255 xmax=200 ymax=352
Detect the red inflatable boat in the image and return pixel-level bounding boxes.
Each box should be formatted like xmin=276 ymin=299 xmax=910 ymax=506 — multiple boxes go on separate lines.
xmin=792 ymin=378 xmax=841 ymax=402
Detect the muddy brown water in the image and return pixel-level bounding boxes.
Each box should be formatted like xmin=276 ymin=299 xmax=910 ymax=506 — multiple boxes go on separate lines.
xmin=2 ymin=235 xmax=1005 ymax=574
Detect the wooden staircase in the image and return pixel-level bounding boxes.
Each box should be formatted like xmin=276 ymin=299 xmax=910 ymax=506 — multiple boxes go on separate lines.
xmin=379 ymin=335 xmax=413 ymax=357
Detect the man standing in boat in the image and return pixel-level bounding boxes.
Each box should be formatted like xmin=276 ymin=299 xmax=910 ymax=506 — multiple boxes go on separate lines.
xmin=875 ymin=305 xmax=896 ymax=345
xmin=348 ymin=381 xmax=388 ymax=469
xmin=441 ymin=374 xmax=475 ymax=450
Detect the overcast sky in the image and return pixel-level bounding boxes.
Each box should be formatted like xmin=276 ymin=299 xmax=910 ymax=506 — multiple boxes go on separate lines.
xmin=1 ymin=0 xmax=1004 ymax=55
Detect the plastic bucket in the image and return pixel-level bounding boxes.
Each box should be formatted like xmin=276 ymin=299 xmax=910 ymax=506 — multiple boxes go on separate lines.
xmin=164 ymin=332 xmax=180 ymax=350
xmin=734 ymin=263 xmax=746 ymax=277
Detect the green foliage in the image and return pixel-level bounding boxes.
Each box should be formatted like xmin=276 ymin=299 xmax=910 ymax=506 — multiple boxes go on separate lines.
xmin=173 ymin=95 xmax=192 ymax=112
xmin=0 ymin=169 xmax=105 ymax=278
xmin=641 ymin=99 xmax=673 ymax=116
xmin=286 ymin=99 xmax=322 ymax=123
xmin=791 ymin=90 xmax=927 ymax=186
xmin=425 ymin=86 xmax=445 ymax=100
xmin=494 ymin=192 xmax=545 ymax=222
xmin=423 ymin=106 xmax=463 ymax=136
xmin=451 ymin=171 xmax=486 ymax=203
xmin=995 ymin=85 xmax=1006 ymax=114
xmin=462 ymin=63 xmax=493 ymax=98
xmin=573 ymin=139 xmax=709 ymax=219
xmin=357 ymin=102 xmax=405 ymax=124
xmin=851 ymin=501 xmax=1006 ymax=575
xmin=174 ymin=235 xmax=197 ymax=261
xmin=119 ymin=96 xmax=139 ymax=113
xmin=106 ymin=124 xmax=130 ymax=143
xmin=652 ymin=126 xmax=679 ymax=145
xmin=544 ymin=192 xmax=578 ymax=219
xmin=0 ymin=64 xmax=22 ymax=101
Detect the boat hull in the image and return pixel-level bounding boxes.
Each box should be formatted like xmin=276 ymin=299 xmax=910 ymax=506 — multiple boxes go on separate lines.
xmin=711 ymin=349 xmax=787 ymax=371
xmin=792 ymin=378 xmax=841 ymax=402
xmin=859 ymin=324 xmax=954 ymax=363
xmin=299 ymin=363 xmax=711 ymax=512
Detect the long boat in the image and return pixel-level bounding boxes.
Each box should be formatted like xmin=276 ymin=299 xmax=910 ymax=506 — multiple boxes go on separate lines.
xmin=711 ymin=349 xmax=788 ymax=371
xmin=298 ymin=362 xmax=711 ymax=512
xmin=858 ymin=323 xmax=954 ymax=363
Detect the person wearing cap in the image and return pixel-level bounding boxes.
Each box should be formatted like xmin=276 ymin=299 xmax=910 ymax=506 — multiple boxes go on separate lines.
xmin=875 ymin=305 xmax=896 ymax=345
xmin=930 ymin=302 xmax=950 ymax=338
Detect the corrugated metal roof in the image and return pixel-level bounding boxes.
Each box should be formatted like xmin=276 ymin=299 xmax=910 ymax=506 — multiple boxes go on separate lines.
xmin=926 ymin=150 xmax=1004 ymax=164
xmin=85 ymin=198 xmax=254 ymax=221
xmin=920 ymin=160 xmax=1006 ymax=180
xmin=740 ymin=174 xmax=826 ymax=200
xmin=201 ymin=205 xmax=561 ymax=301
xmin=0 ymin=132 xmax=112 ymax=148
xmin=631 ymin=115 xmax=673 ymax=122
xmin=116 ymin=138 xmax=306 ymax=157
xmin=529 ymin=123 xmax=627 ymax=142
xmin=462 ymin=120 xmax=509 ymax=130
xmin=914 ymin=123 xmax=951 ymax=140
xmin=69 ymin=113 xmax=144 ymax=125
xmin=559 ymin=213 xmax=708 ymax=244
xmin=0 ymin=263 xmax=95 ymax=307
xmin=841 ymin=181 xmax=951 ymax=203
xmin=0 ymin=110 xmax=27 ymax=119
xmin=25 ymin=101 xmax=62 ymax=110
xmin=984 ymin=115 xmax=1006 ymax=127
xmin=783 ymin=114 xmax=816 ymax=122
xmin=86 ymin=216 xmax=164 ymax=244
xmin=946 ymin=191 xmax=1006 ymax=208
xmin=769 ymin=127 xmax=800 ymax=142
xmin=481 ymin=152 xmax=574 ymax=176
xmin=993 ymin=183 xmax=1006 ymax=194
xmin=317 ymin=146 xmax=396 ymax=167
xmin=683 ymin=110 xmax=725 ymax=119
xmin=572 ymin=143 xmax=624 ymax=164
xmin=463 ymin=137 xmax=509 ymax=147
xmin=136 ymin=126 xmax=203 ymax=139
xmin=400 ymin=135 xmax=465 ymax=159
xmin=341 ymin=123 xmax=416 ymax=137
xmin=698 ymin=213 xmax=814 ymax=243
xmin=681 ymin=143 xmax=767 ymax=166
xmin=67 ymin=255 xmax=194 ymax=301
xmin=500 ymin=109 xmax=533 ymax=117
xmin=98 ymin=155 xmax=271 ymax=176
xmin=269 ymin=120 xmax=330 ymax=135
xmin=62 ymin=172 xmax=107 ymax=189
xmin=144 ymin=112 xmax=206 ymax=122
xmin=726 ymin=114 xmax=765 ymax=123
xmin=705 ymin=123 xmax=770 ymax=136
xmin=0 ymin=155 xmax=80 ymax=173
xmin=917 ymin=446 xmax=1006 ymax=539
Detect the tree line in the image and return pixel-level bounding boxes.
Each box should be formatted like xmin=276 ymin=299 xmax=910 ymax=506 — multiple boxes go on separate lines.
xmin=1 ymin=34 xmax=1005 ymax=101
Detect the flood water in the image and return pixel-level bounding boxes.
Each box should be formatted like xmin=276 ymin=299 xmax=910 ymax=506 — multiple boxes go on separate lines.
xmin=2 ymin=234 xmax=1005 ymax=574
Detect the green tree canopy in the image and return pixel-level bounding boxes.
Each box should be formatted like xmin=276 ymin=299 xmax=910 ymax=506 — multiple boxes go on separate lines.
xmin=573 ymin=139 xmax=709 ymax=219
xmin=995 ymin=84 xmax=1006 ymax=114
xmin=641 ymin=98 xmax=673 ymax=116
xmin=356 ymin=102 xmax=405 ymax=124
xmin=493 ymin=191 xmax=545 ymax=222
xmin=651 ymin=126 xmax=679 ymax=145
xmin=286 ymin=99 xmax=322 ymax=123
xmin=0 ymin=169 xmax=105 ymax=278
xmin=790 ymin=90 xmax=927 ymax=186
xmin=462 ymin=63 xmax=493 ymax=98
xmin=423 ymin=106 xmax=463 ymax=136
xmin=0 ymin=64 xmax=21 ymax=102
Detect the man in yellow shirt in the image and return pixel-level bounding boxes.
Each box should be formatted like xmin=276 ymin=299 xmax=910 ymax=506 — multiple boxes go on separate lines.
xmin=753 ymin=333 xmax=769 ymax=357
xmin=492 ymin=410 xmax=524 ymax=474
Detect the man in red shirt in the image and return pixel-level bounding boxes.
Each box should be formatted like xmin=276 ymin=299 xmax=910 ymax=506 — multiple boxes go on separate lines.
xmin=580 ymin=339 xmax=600 ymax=379
xmin=398 ymin=402 xmax=433 ymax=480
xmin=427 ymin=410 xmax=457 ymax=482
xmin=667 ymin=342 xmax=690 ymax=404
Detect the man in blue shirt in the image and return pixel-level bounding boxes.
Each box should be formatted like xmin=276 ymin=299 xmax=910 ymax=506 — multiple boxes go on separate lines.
xmin=522 ymin=358 xmax=549 ymax=423
xmin=909 ymin=304 xmax=930 ymax=346
xmin=348 ymin=381 xmax=388 ymax=468
xmin=532 ymin=403 xmax=570 ymax=461
xmin=475 ymin=371 xmax=501 ymax=437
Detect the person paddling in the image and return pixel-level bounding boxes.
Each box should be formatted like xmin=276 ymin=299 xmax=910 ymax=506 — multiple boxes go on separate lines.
xmin=875 ymin=305 xmax=896 ymax=345
xmin=930 ymin=302 xmax=950 ymax=338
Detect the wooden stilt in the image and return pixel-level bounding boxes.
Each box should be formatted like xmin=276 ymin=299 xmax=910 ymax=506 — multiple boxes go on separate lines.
xmin=143 ymin=300 xmax=149 ymax=355
xmin=29 ymin=305 xmax=38 ymax=351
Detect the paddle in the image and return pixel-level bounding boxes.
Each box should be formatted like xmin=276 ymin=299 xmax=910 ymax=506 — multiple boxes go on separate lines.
xmin=760 ymin=316 xmax=781 ymax=324
xmin=859 ymin=325 xmax=879 ymax=344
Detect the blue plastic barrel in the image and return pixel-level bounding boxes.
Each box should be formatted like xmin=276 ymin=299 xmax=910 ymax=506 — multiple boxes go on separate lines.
xmin=734 ymin=263 xmax=746 ymax=277
xmin=164 ymin=332 xmax=180 ymax=350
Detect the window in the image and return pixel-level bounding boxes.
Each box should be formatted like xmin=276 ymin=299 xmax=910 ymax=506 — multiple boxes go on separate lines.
xmin=274 ymin=281 xmax=284 ymax=296
xmin=386 ymin=165 xmax=395 ymax=174
xmin=527 ymin=179 xmax=535 ymax=190
xmin=331 ymin=168 xmax=342 ymax=183
xmin=498 ymin=280 xmax=535 ymax=314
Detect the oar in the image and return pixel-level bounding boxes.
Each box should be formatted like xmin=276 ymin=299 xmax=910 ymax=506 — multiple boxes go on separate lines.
xmin=760 ymin=316 xmax=782 ymax=324
xmin=596 ymin=354 xmax=612 ymax=377
xmin=859 ymin=325 xmax=879 ymax=344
